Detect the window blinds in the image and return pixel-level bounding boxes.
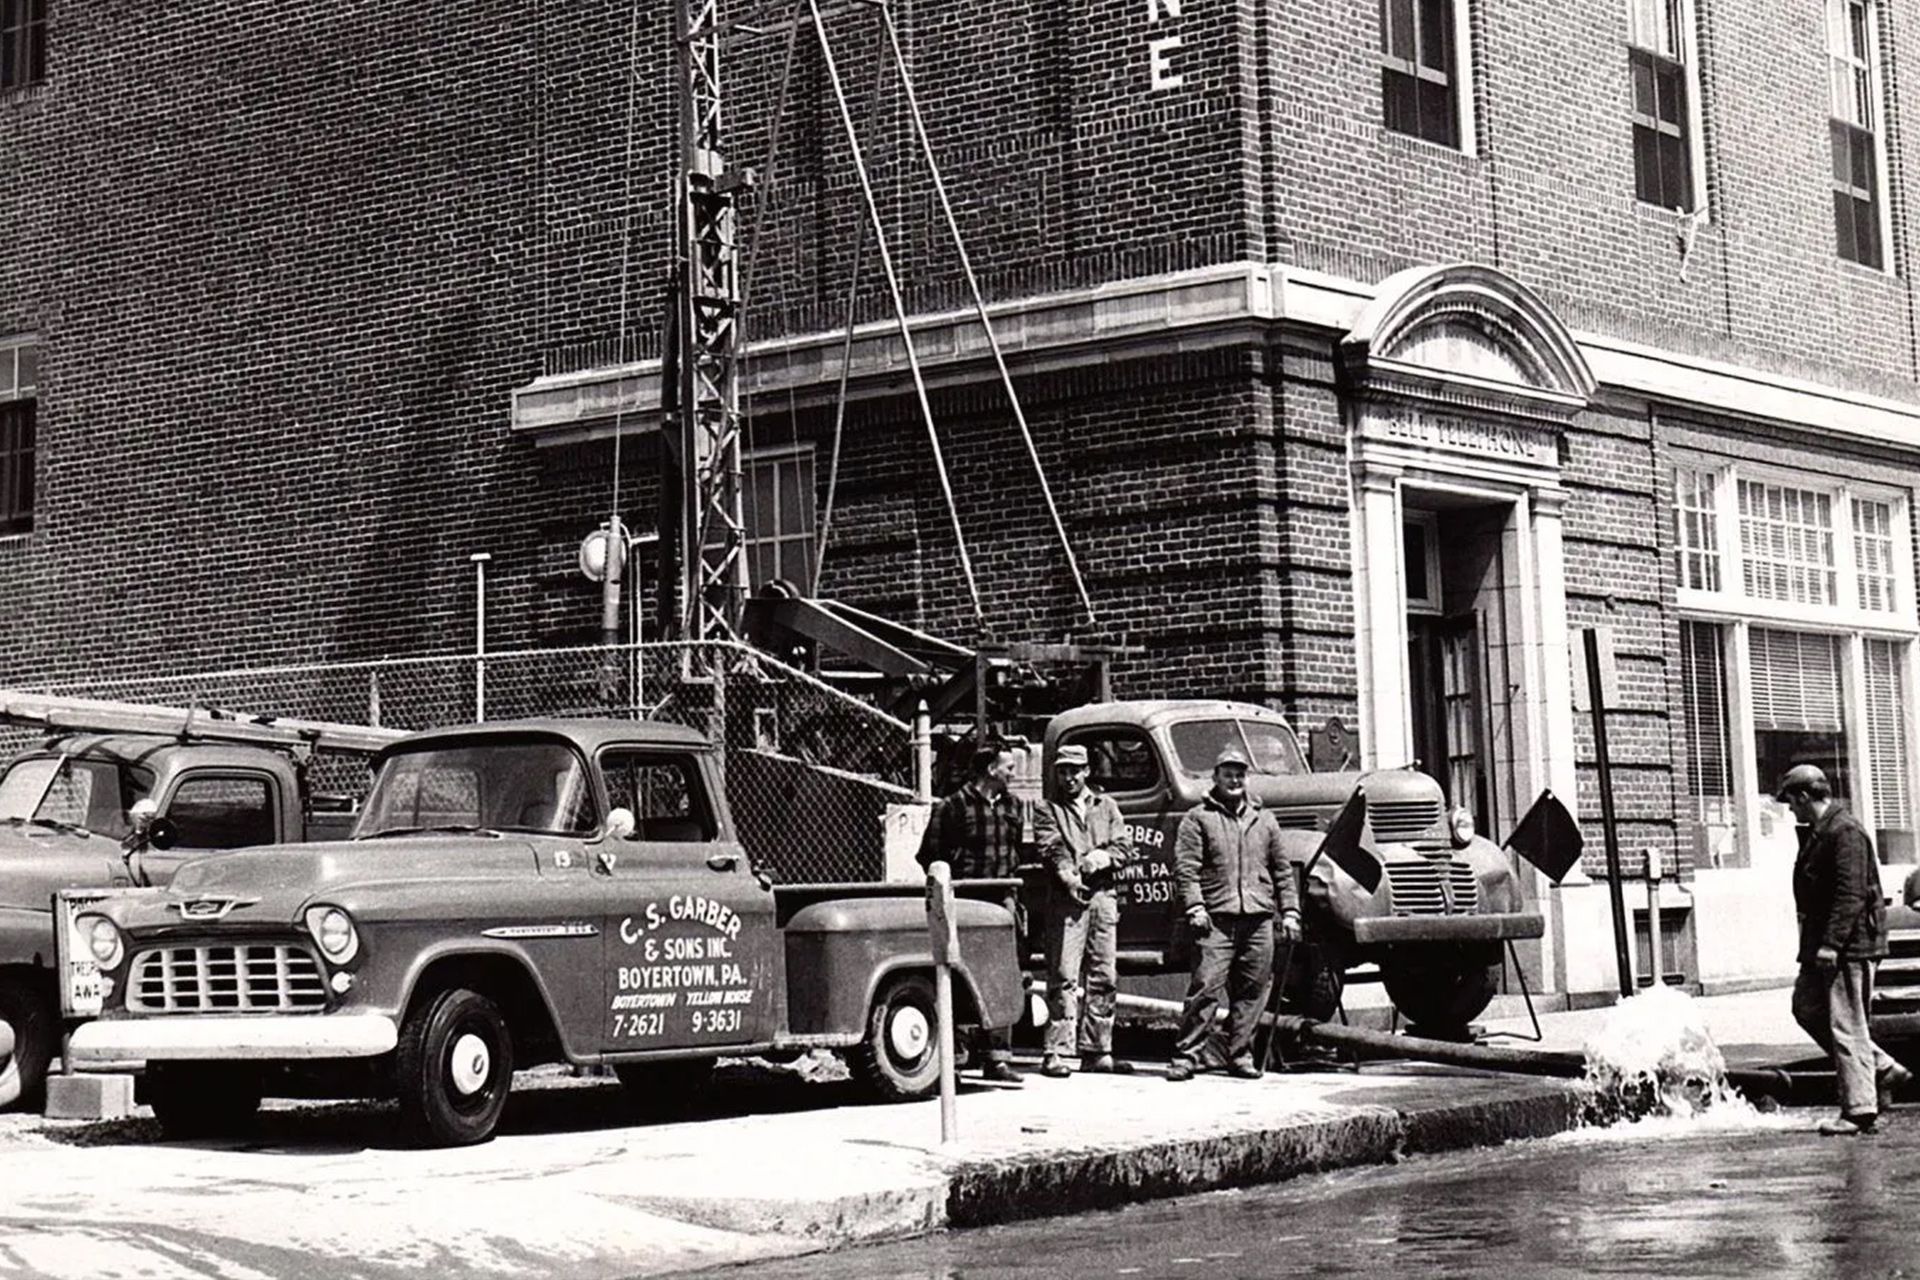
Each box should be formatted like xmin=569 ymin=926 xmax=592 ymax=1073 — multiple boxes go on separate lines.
xmin=1748 ymin=628 xmax=1844 ymax=731
xmin=1865 ymin=638 xmax=1912 ymax=830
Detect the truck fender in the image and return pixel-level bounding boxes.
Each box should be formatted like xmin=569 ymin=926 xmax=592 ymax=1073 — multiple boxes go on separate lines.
xmin=861 ymin=954 xmax=993 ymax=1030
xmin=0 ymin=908 xmax=52 ymax=970
xmin=391 ymin=940 xmax=574 ymax=1061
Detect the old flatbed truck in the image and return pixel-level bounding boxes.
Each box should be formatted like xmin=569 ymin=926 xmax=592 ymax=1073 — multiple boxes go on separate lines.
xmin=1040 ymin=700 xmax=1545 ymax=1032
xmin=59 ymin=718 xmax=1023 ymax=1145
xmin=0 ymin=693 xmax=401 ymax=1110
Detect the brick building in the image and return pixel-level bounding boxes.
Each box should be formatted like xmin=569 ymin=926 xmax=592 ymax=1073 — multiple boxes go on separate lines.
xmin=4 ymin=0 xmax=1920 ymax=998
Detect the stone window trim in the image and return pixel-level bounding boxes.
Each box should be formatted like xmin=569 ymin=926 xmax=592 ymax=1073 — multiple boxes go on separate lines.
xmin=1671 ymin=454 xmax=1914 ymax=637
xmin=1626 ymin=0 xmax=1708 ymax=218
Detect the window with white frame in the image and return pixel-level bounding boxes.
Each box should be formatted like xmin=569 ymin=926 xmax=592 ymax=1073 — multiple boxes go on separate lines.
xmin=1828 ymin=0 xmax=1887 ymax=270
xmin=1627 ymin=0 xmax=1700 ymax=212
xmin=1381 ymin=0 xmax=1469 ymax=149
xmin=0 ymin=339 xmax=34 ymax=537
xmin=1673 ymin=457 xmax=1917 ymax=866
xmin=742 ymin=447 xmax=816 ymax=592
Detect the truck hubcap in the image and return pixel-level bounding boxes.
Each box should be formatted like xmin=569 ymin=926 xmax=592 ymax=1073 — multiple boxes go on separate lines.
xmin=888 ymin=1005 xmax=930 ymax=1061
xmin=449 ymin=1033 xmax=492 ymax=1095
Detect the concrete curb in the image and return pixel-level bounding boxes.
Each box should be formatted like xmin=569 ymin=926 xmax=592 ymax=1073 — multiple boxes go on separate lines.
xmin=944 ymin=1079 xmax=1588 ymax=1230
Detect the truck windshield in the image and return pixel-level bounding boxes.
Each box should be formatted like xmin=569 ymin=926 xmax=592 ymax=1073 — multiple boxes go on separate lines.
xmin=1167 ymin=719 xmax=1309 ymax=777
xmin=356 ymin=740 xmax=597 ymax=838
xmin=0 ymin=755 xmax=156 ymax=839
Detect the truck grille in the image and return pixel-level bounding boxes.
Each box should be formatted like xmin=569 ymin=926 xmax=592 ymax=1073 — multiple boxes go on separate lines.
xmin=1371 ymin=799 xmax=1444 ymax=843
xmin=1873 ymin=930 xmax=1920 ymax=1014
xmin=127 ymin=944 xmax=327 ymax=1013
xmin=1386 ymin=860 xmax=1480 ymax=915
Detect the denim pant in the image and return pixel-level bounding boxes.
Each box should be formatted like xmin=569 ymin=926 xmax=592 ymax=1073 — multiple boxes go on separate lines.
xmin=1045 ymin=889 xmax=1120 ymax=1058
xmin=1173 ymin=912 xmax=1274 ymax=1070
xmin=1793 ymin=959 xmax=1899 ymax=1117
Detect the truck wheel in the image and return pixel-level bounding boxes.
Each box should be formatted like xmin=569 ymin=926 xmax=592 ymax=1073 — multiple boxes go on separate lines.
xmin=145 ymin=1063 xmax=262 ymax=1139
xmin=851 ymin=973 xmax=941 ymax=1101
xmin=1381 ymin=949 xmax=1501 ymax=1037
xmin=396 ymin=987 xmax=514 ymax=1146
xmin=0 ymin=979 xmax=55 ymax=1113
xmin=615 ymin=1058 xmax=716 ymax=1115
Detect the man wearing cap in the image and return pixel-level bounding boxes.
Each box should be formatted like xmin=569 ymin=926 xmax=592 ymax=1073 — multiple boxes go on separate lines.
xmin=1166 ymin=744 xmax=1303 ymax=1081
xmin=1032 ymin=743 xmax=1136 ymax=1078
xmin=1778 ymin=763 xmax=1912 ymax=1134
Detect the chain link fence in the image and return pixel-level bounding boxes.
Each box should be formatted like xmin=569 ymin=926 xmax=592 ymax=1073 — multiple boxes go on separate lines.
xmin=9 ymin=642 xmax=915 ymax=884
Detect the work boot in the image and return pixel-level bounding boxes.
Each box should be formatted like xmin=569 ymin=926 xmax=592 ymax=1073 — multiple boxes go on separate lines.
xmin=980 ymin=1058 xmax=1024 ymax=1086
xmin=1040 ymin=1055 xmax=1073 ymax=1079
xmin=1165 ymin=1060 xmax=1195 ymax=1083
xmin=1879 ymin=1062 xmax=1914 ymax=1111
xmin=1082 ymin=1054 xmax=1136 ymax=1076
xmin=1819 ymin=1112 xmax=1878 ymax=1136
xmin=1227 ymin=1059 xmax=1263 ymax=1080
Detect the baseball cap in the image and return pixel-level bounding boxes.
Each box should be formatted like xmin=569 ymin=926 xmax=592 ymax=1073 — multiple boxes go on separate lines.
xmin=1774 ymin=762 xmax=1828 ymax=802
xmin=1214 ymin=745 xmax=1251 ymax=769
xmin=1055 ymin=744 xmax=1090 ymax=769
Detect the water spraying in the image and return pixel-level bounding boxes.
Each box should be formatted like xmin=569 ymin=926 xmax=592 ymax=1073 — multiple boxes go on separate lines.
xmin=1579 ymin=985 xmax=1747 ymax=1124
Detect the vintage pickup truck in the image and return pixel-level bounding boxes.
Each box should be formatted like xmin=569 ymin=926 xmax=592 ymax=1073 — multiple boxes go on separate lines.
xmin=0 ymin=699 xmax=398 ymax=1111
xmin=60 ymin=718 xmax=1022 ymax=1145
xmin=1039 ymin=700 xmax=1545 ymax=1032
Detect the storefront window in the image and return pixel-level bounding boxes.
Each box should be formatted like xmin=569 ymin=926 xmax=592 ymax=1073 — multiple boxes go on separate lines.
xmin=1738 ymin=479 xmax=1836 ymax=607
xmin=1678 ymin=620 xmax=1736 ymax=866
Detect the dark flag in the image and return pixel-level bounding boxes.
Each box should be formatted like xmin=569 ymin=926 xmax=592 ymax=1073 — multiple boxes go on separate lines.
xmin=1505 ymin=789 xmax=1584 ymax=883
xmin=1314 ymin=786 xmax=1382 ymax=894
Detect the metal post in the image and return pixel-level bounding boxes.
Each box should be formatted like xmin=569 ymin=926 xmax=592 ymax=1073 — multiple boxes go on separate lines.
xmin=1645 ymin=845 xmax=1664 ymax=990
xmin=1585 ymin=627 xmax=1634 ymax=998
xmin=470 ymin=553 xmax=491 ymax=722
xmin=927 ymin=861 xmax=959 ymax=1145
xmin=913 ymin=701 xmax=933 ymax=803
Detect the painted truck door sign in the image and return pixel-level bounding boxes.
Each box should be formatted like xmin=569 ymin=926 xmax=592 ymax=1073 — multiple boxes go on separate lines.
xmin=608 ymin=894 xmax=773 ymax=1045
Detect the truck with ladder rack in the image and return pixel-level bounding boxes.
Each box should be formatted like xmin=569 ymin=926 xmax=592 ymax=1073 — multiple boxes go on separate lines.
xmin=0 ymin=693 xmax=402 ymax=1110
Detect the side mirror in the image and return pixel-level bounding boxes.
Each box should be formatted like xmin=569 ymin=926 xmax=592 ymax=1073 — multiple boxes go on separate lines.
xmin=145 ymin=817 xmax=179 ymax=851
xmin=603 ymin=808 xmax=637 ymax=841
xmin=128 ymin=799 xmax=159 ymax=833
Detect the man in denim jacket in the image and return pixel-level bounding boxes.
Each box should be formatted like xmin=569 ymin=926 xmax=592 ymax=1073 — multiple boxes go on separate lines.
xmin=1166 ymin=744 xmax=1302 ymax=1081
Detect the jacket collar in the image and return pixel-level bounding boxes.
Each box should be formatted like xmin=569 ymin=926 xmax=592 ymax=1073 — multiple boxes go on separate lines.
xmin=1203 ymin=789 xmax=1260 ymax=819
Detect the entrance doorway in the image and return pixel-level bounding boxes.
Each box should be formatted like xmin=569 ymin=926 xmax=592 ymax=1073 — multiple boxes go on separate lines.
xmin=1402 ymin=500 xmax=1516 ymax=839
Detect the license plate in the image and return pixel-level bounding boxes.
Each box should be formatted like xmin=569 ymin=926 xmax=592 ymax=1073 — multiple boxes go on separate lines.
xmin=66 ymin=960 xmax=104 ymax=1018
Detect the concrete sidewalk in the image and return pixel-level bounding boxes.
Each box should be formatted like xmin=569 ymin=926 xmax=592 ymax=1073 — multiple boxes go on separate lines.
xmin=0 ymin=984 xmax=1816 ymax=1280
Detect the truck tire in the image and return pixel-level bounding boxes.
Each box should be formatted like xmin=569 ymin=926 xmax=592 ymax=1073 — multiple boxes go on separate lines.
xmin=1381 ymin=948 xmax=1501 ymax=1037
xmin=616 ymin=1058 xmax=716 ymax=1115
xmin=145 ymin=1063 xmax=262 ymax=1140
xmin=0 ymin=979 xmax=55 ymax=1113
xmin=850 ymin=973 xmax=941 ymax=1101
xmin=396 ymin=987 xmax=514 ymax=1146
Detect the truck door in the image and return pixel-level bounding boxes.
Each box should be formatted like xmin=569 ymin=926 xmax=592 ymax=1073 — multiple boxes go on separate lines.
xmin=1057 ymin=726 xmax=1177 ymax=957
xmin=147 ymin=770 xmax=281 ymax=883
xmin=596 ymin=748 xmax=779 ymax=1055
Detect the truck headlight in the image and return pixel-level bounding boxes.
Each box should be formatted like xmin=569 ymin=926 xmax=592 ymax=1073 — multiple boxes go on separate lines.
xmin=304 ymin=905 xmax=360 ymax=965
xmin=1448 ymin=807 xmax=1475 ymax=847
xmin=78 ymin=915 xmax=125 ymax=970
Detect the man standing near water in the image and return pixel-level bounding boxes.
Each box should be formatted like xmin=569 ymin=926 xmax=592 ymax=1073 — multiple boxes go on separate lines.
xmin=1777 ymin=763 xmax=1913 ymax=1135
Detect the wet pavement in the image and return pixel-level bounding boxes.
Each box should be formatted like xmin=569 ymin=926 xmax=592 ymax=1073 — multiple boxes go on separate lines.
xmin=723 ymin=1107 xmax=1920 ymax=1279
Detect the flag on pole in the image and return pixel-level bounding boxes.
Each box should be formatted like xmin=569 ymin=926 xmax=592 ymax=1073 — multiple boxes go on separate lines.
xmin=1505 ymin=789 xmax=1584 ymax=883
xmin=1315 ymin=786 xmax=1381 ymax=894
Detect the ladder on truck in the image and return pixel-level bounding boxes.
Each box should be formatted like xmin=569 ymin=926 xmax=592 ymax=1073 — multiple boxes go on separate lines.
xmin=0 ymin=691 xmax=406 ymax=759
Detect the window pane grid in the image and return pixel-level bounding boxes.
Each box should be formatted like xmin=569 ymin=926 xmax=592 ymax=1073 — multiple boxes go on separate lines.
xmin=1676 ymin=467 xmax=1721 ymax=592
xmin=741 ymin=451 xmax=816 ymax=592
xmin=1381 ymin=0 xmax=1458 ymax=147
xmin=0 ymin=400 xmax=31 ymax=535
xmin=1629 ymin=47 xmax=1692 ymax=209
xmin=1738 ymin=479 xmax=1837 ymax=607
xmin=0 ymin=0 xmax=45 ymax=91
xmin=1853 ymin=497 xmax=1897 ymax=613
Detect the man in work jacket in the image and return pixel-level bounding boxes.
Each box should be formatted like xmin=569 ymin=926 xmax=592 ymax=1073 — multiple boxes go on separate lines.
xmin=1780 ymin=763 xmax=1911 ymax=1134
xmin=1166 ymin=744 xmax=1303 ymax=1081
xmin=1033 ymin=743 xmax=1137 ymax=1078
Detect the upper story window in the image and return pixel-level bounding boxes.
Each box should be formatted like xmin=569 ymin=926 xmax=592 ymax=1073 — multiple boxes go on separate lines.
xmin=1674 ymin=458 xmax=1910 ymax=626
xmin=1828 ymin=0 xmax=1887 ymax=270
xmin=1628 ymin=0 xmax=1698 ymax=211
xmin=1381 ymin=0 xmax=1465 ymax=149
xmin=0 ymin=339 xmax=35 ymax=537
xmin=743 ymin=446 xmax=816 ymax=593
xmin=0 ymin=0 xmax=45 ymax=92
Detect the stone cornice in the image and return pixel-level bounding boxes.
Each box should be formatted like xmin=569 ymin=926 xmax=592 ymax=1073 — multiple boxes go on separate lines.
xmin=509 ymin=260 xmax=1920 ymax=452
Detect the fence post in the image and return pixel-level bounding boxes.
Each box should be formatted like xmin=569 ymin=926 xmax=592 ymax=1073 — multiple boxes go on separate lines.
xmin=471 ymin=552 xmax=490 ymax=722
xmin=367 ymin=670 xmax=382 ymax=728
xmin=914 ymin=701 xmax=933 ymax=802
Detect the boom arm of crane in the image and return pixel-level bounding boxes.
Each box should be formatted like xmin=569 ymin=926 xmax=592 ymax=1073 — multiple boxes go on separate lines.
xmin=0 ymin=691 xmax=406 ymax=757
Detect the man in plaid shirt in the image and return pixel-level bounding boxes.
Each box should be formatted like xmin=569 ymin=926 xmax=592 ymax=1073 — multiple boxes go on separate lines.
xmin=917 ymin=743 xmax=1027 ymax=1084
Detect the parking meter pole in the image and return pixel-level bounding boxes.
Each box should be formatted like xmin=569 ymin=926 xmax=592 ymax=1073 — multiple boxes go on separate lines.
xmin=1584 ymin=627 xmax=1634 ymax=999
xmin=927 ymin=861 xmax=959 ymax=1144
xmin=1645 ymin=846 xmax=1663 ymax=989
xmin=914 ymin=702 xmax=933 ymax=803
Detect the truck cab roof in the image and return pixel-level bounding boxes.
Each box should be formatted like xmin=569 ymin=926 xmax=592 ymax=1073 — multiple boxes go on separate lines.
xmin=378 ymin=718 xmax=714 ymax=758
xmin=1047 ymin=699 xmax=1296 ymax=737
